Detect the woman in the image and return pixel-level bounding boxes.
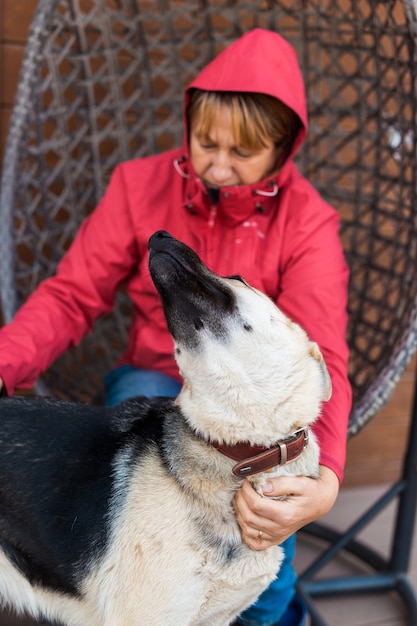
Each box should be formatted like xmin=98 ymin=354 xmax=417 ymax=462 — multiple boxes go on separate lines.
xmin=0 ymin=29 xmax=351 ymax=626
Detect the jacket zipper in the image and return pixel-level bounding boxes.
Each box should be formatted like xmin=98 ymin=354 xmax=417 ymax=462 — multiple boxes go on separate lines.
xmin=207 ymin=204 xmax=218 ymax=266
xmin=208 ymin=204 xmax=217 ymax=228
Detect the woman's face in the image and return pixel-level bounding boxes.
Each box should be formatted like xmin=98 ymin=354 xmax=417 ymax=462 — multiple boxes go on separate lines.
xmin=190 ymin=104 xmax=280 ymax=187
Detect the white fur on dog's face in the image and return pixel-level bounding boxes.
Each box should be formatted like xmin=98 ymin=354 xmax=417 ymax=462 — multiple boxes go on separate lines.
xmin=176 ymin=276 xmax=332 ymax=447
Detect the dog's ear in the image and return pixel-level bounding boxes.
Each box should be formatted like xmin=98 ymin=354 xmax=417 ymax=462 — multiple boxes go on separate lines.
xmin=309 ymin=342 xmax=332 ymax=401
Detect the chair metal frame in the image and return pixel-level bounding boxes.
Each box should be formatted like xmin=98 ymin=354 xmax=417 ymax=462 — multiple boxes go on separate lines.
xmin=297 ymin=375 xmax=417 ymax=625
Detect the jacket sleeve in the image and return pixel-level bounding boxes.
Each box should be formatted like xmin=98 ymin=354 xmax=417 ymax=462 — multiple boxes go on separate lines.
xmin=277 ymin=185 xmax=352 ymax=483
xmin=0 ymin=165 xmax=139 ymax=394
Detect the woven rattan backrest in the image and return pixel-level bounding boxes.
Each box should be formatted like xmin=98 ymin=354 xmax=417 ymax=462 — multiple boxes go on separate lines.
xmin=1 ymin=0 xmax=417 ymax=435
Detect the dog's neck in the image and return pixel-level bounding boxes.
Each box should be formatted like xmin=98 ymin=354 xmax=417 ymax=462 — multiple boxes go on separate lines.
xmin=211 ymin=427 xmax=309 ymax=477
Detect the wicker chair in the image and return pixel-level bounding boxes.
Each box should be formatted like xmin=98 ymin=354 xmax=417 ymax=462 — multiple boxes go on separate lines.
xmin=1 ymin=1 xmax=417 ymax=624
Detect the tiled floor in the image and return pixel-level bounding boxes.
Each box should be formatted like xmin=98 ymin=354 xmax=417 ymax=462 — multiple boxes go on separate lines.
xmin=0 ymin=484 xmax=415 ymax=626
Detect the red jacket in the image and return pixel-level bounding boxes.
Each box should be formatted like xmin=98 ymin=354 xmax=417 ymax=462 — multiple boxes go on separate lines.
xmin=0 ymin=29 xmax=351 ymax=481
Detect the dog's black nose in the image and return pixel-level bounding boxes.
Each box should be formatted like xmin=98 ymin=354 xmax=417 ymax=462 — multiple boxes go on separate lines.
xmin=148 ymin=230 xmax=173 ymax=251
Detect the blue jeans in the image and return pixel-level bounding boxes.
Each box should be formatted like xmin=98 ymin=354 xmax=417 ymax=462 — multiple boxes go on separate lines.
xmin=104 ymin=366 xmax=299 ymax=625
xmin=104 ymin=365 xmax=182 ymax=406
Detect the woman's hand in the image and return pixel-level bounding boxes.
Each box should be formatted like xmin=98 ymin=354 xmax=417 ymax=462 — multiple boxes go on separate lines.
xmin=234 ymin=465 xmax=339 ymax=551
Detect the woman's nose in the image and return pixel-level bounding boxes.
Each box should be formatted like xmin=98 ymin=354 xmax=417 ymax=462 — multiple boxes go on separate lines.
xmin=210 ymin=152 xmax=233 ymax=183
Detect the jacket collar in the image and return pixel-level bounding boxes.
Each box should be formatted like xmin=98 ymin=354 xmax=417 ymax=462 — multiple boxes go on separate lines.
xmin=175 ymin=154 xmax=291 ymax=226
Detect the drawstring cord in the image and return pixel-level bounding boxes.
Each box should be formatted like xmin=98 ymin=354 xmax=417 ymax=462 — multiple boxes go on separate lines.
xmin=254 ymin=183 xmax=279 ymax=197
xmin=173 ymin=156 xmax=192 ymax=179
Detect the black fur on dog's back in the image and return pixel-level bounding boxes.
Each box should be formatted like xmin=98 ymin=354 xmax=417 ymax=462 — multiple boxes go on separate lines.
xmin=0 ymin=395 xmax=173 ymax=597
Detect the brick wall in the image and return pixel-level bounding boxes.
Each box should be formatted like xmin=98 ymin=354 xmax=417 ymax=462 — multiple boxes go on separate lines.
xmin=0 ymin=0 xmax=416 ymax=488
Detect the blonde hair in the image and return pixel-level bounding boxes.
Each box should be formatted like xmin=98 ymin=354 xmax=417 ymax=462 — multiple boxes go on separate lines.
xmin=188 ymin=89 xmax=301 ymax=158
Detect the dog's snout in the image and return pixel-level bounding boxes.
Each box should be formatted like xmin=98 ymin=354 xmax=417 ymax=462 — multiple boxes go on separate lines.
xmin=148 ymin=232 xmax=239 ymax=348
xmin=148 ymin=230 xmax=173 ymax=252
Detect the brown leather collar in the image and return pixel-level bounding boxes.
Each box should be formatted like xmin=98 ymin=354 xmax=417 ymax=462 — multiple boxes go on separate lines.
xmin=211 ymin=427 xmax=309 ymax=477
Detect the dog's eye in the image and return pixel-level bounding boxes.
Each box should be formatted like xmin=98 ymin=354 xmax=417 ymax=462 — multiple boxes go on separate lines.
xmin=194 ymin=318 xmax=204 ymax=330
xmin=227 ymin=274 xmax=247 ymax=285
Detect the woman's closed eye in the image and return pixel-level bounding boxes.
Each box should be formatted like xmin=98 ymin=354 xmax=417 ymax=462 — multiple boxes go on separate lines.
xmin=233 ymin=147 xmax=254 ymax=159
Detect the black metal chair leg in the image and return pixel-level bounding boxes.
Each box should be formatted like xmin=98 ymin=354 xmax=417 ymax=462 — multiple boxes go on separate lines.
xmin=297 ymin=373 xmax=417 ymax=625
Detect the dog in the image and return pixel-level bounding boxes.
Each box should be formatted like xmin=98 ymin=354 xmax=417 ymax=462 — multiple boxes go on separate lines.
xmin=0 ymin=230 xmax=331 ymax=625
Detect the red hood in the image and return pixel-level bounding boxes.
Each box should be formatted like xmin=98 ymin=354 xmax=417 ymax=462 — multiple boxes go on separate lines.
xmin=183 ymin=28 xmax=307 ymax=165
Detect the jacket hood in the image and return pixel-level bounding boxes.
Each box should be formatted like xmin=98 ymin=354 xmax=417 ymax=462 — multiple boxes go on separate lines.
xmin=183 ymin=28 xmax=307 ymax=161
